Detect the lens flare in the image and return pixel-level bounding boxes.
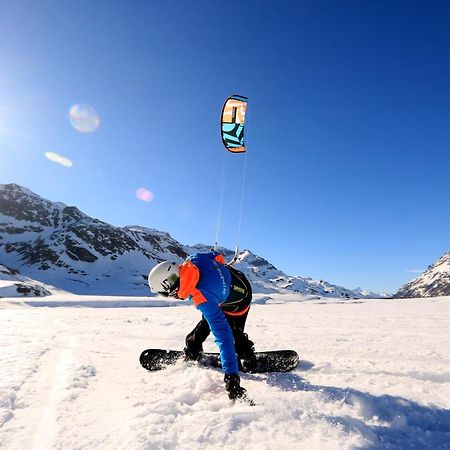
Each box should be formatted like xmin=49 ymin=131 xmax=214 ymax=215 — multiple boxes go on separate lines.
xmin=69 ymin=104 xmax=100 ymax=133
xmin=136 ymin=188 xmax=154 ymax=202
xmin=45 ymin=152 xmax=73 ymax=167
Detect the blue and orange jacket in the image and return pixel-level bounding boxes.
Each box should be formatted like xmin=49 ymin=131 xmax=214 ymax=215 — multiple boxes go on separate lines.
xmin=177 ymin=251 xmax=238 ymax=374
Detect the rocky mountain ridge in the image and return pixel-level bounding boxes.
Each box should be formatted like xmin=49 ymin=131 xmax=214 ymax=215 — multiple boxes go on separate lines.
xmin=395 ymin=251 xmax=450 ymax=298
xmin=0 ymin=264 xmax=55 ymax=298
xmin=1 ymin=183 xmax=387 ymax=298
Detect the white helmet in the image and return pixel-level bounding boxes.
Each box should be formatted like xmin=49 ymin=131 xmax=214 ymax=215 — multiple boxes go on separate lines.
xmin=148 ymin=261 xmax=180 ymax=297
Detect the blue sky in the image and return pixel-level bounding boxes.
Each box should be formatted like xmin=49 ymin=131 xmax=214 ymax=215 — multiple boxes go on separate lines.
xmin=1 ymin=0 xmax=449 ymax=292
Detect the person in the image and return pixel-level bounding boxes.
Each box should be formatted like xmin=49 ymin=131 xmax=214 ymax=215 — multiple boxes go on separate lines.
xmin=148 ymin=250 xmax=256 ymax=403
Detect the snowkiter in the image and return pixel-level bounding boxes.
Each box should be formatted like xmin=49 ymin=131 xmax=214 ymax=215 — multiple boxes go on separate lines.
xmin=148 ymin=250 xmax=256 ymax=402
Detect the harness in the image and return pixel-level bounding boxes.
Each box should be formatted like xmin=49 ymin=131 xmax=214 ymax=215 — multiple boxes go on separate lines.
xmin=219 ymin=266 xmax=252 ymax=316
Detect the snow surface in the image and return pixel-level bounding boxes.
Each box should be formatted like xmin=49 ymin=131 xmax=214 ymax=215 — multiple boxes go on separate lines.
xmin=1 ymin=295 xmax=450 ymax=449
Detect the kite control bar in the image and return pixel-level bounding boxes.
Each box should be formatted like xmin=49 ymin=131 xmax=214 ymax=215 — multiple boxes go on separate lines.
xmin=213 ymin=243 xmax=240 ymax=267
xmin=227 ymin=246 xmax=240 ymax=266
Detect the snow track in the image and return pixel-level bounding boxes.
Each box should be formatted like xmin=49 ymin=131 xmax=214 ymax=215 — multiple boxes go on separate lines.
xmin=1 ymin=296 xmax=450 ymax=449
xmin=31 ymin=337 xmax=75 ymax=450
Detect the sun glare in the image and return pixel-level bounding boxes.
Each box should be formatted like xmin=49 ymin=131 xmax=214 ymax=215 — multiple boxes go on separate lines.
xmin=45 ymin=151 xmax=73 ymax=167
xmin=69 ymin=104 xmax=100 ymax=133
xmin=136 ymin=188 xmax=154 ymax=202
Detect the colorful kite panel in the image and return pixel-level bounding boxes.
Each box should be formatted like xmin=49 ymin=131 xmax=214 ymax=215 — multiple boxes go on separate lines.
xmin=221 ymin=95 xmax=248 ymax=153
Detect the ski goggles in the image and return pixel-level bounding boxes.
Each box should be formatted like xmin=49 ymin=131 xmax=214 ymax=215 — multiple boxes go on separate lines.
xmin=159 ymin=275 xmax=180 ymax=298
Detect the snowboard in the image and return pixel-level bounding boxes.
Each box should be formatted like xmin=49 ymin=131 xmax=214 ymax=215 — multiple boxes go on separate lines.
xmin=139 ymin=349 xmax=299 ymax=374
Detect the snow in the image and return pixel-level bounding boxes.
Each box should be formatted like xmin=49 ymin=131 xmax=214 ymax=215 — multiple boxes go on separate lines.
xmin=1 ymin=295 xmax=450 ymax=449
xmin=396 ymin=252 xmax=450 ymax=298
xmin=0 ymin=265 xmax=55 ymax=298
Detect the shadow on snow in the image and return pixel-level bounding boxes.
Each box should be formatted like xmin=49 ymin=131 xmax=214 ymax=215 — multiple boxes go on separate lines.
xmin=264 ymin=371 xmax=450 ymax=450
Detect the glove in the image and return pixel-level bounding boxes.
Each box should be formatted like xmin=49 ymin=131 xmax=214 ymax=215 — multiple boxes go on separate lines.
xmin=224 ymin=373 xmax=247 ymax=401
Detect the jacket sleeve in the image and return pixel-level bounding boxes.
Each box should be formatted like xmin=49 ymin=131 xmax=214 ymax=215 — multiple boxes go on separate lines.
xmin=177 ymin=261 xmax=207 ymax=306
xmin=197 ymin=300 xmax=239 ymax=375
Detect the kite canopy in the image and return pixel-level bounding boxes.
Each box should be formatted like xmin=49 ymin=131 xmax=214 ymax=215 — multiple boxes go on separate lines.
xmin=221 ymin=95 xmax=248 ymax=153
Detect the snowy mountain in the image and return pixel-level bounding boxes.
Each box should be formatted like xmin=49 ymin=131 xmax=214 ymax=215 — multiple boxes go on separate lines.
xmin=185 ymin=245 xmax=377 ymax=298
xmin=395 ymin=251 xmax=450 ymax=298
xmin=0 ymin=183 xmax=187 ymax=295
xmin=0 ymin=264 xmax=55 ymax=298
xmin=1 ymin=183 xmax=382 ymax=298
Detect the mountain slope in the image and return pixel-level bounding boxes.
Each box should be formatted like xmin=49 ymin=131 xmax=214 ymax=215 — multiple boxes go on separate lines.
xmin=185 ymin=245 xmax=372 ymax=298
xmin=0 ymin=184 xmax=187 ymax=295
xmin=395 ymin=251 xmax=450 ymax=298
xmin=0 ymin=264 xmax=55 ymax=298
xmin=1 ymin=183 xmax=381 ymax=298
